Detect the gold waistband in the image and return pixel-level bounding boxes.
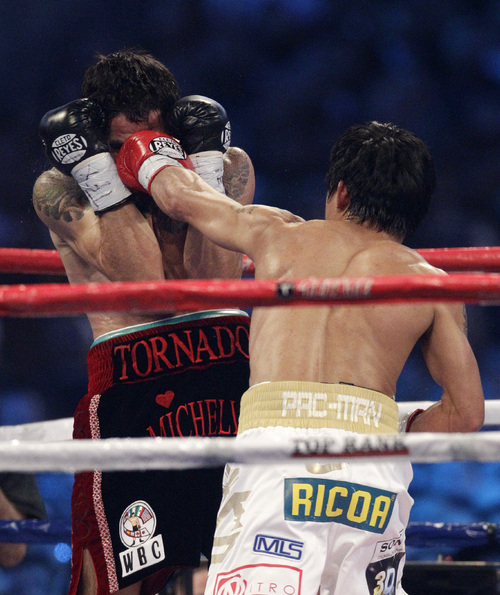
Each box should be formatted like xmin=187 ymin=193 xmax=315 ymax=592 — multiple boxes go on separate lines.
xmin=238 ymin=381 xmax=398 ymax=434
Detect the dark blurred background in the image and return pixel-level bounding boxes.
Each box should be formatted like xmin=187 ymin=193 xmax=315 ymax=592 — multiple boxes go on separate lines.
xmin=0 ymin=1 xmax=500 ymax=592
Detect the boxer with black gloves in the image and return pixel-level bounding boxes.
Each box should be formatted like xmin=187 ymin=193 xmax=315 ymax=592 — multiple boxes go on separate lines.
xmin=33 ymin=49 xmax=255 ymax=595
xmin=167 ymin=95 xmax=231 ymax=193
xmin=39 ymin=98 xmax=132 ymax=213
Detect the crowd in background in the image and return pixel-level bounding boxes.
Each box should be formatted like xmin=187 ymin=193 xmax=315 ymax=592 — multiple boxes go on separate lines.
xmin=0 ymin=1 xmax=500 ymax=591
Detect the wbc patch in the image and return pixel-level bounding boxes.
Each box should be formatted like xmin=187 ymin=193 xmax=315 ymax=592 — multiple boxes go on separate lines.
xmin=118 ymin=500 xmax=165 ymax=578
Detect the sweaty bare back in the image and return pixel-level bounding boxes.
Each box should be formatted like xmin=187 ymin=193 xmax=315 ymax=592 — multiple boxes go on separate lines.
xmin=248 ymin=217 xmax=453 ymax=398
xmin=144 ymin=142 xmax=483 ymax=434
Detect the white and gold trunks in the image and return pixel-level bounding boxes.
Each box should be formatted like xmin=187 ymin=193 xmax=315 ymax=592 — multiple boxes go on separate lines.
xmin=238 ymin=380 xmax=399 ymax=434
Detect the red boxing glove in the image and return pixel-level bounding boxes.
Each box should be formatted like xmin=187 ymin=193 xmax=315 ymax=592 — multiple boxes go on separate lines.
xmin=116 ymin=131 xmax=194 ymax=194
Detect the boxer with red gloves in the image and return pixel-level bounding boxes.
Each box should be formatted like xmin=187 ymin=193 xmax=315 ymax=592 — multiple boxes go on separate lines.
xmin=117 ymin=119 xmax=483 ymax=595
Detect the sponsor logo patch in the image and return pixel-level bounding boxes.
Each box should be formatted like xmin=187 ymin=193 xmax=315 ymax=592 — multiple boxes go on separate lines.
xmin=214 ymin=564 xmax=302 ymax=595
xmin=253 ymin=534 xmax=303 ymax=560
xmin=149 ymin=136 xmax=187 ymax=159
xmin=118 ymin=500 xmax=165 ymax=577
xmin=374 ymin=534 xmax=404 ymax=559
xmin=284 ymin=478 xmax=396 ymax=533
xmin=365 ymin=532 xmax=406 ymax=594
xmin=51 ymin=133 xmax=88 ymax=165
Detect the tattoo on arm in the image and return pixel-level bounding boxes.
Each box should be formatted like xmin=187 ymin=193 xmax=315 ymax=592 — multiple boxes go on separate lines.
xmin=223 ymin=160 xmax=250 ymax=203
xmin=233 ymin=205 xmax=259 ymax=215
xmin=33 ymin=179 xmax=86 ymax=223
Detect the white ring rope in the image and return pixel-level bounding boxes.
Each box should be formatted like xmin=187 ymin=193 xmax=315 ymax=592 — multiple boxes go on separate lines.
xmin=0 ymin=431 xmax=499 ymax=473
xmin=2 ymin=401 xmax=498 ymax=444
xmin=0 ymin=417 xmax=73 ymax=442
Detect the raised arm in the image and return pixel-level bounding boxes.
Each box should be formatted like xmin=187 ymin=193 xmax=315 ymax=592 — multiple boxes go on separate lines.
xmin=410 ymin=303 xmax=484 ymax=432
xmin=183 ymin=146 xmax=256 ymax=279
xmin=33 ymin=168 xmax=164 ymax=284
xmin=166 ymin=96 xmax=255 ymax=279
xmin=36 ymin=99 xmax=165 ymax=283
xmin=116 ymin=131 xmax=303 ymax=262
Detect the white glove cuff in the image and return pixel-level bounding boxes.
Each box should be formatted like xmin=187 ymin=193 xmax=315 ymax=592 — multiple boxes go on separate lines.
xmin=72 ymin=153 xmax=131 ymax=212
xmin=398 ymin=412 xmax=410 ymax=434
xmin=190 ymin=151 xmax=225 ymax=194
xmin=138 ymin=154 xmax=181 ymax=192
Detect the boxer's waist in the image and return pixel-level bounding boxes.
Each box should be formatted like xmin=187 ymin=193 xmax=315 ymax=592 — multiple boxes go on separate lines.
xmin=91 ymin=309 xmax=249 ymax=346
xmin=87 ymin=309 xmax=250 ymax=394
xmin=238 ymin=381 xmax=398 ymax=434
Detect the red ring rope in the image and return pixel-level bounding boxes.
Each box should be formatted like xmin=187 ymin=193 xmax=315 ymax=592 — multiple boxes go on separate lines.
xmin=0 ymin=249 xmax=65 ymax=275
xmin=0 ymin=274 xmax=498 ymax=316
xmin=2 ymin=247 xmax=500 ymax=276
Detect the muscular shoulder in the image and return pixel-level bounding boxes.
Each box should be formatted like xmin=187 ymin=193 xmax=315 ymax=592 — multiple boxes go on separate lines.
xmin=350 ymin=241 xmax=444 ymax=276
xmin=33 ymin=168 xmax=88 ymax=224
xmin=241 ymin=204 xmax=305 ymax=232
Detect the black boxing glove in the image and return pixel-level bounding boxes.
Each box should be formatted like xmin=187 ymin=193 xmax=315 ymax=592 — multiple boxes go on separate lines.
xmin=167 ymin=94 xmax=231 ymax=154
xmin=167 ymin=95 xmax=231 ymax=193
xmin=39 ymin=99 xmax=131 ymax=212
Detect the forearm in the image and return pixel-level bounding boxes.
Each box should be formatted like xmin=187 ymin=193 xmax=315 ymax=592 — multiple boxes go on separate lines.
xmin=184 ymin=227 xmax=242 ymax=279
xmin=184 ymin=148 xmax=252 ymax=279
xmin=419 ymin=304 xmax=484 ymax=433
xmin=95 ymin=204 xmax=164 ymax=282
xmin=407 ymin=396 xmax=484 ymax=433
xmin=34 ymin=169 xmax=164 ymax=282
xmin=0 ymin=489 xmax=26 ymax=568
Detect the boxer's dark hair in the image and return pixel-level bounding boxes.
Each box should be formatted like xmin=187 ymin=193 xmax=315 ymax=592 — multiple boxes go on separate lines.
xmin=326 ymin=121 xmax=436 ymax=239
xmin=81 ymin=48 xmax=181 ymax=135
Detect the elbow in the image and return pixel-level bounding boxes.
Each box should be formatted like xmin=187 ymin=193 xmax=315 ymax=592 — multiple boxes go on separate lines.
xmin=466 ymin=410 xmax=485 ymax=433
xmin=457 ymin=404 xmax=485 ymax=433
